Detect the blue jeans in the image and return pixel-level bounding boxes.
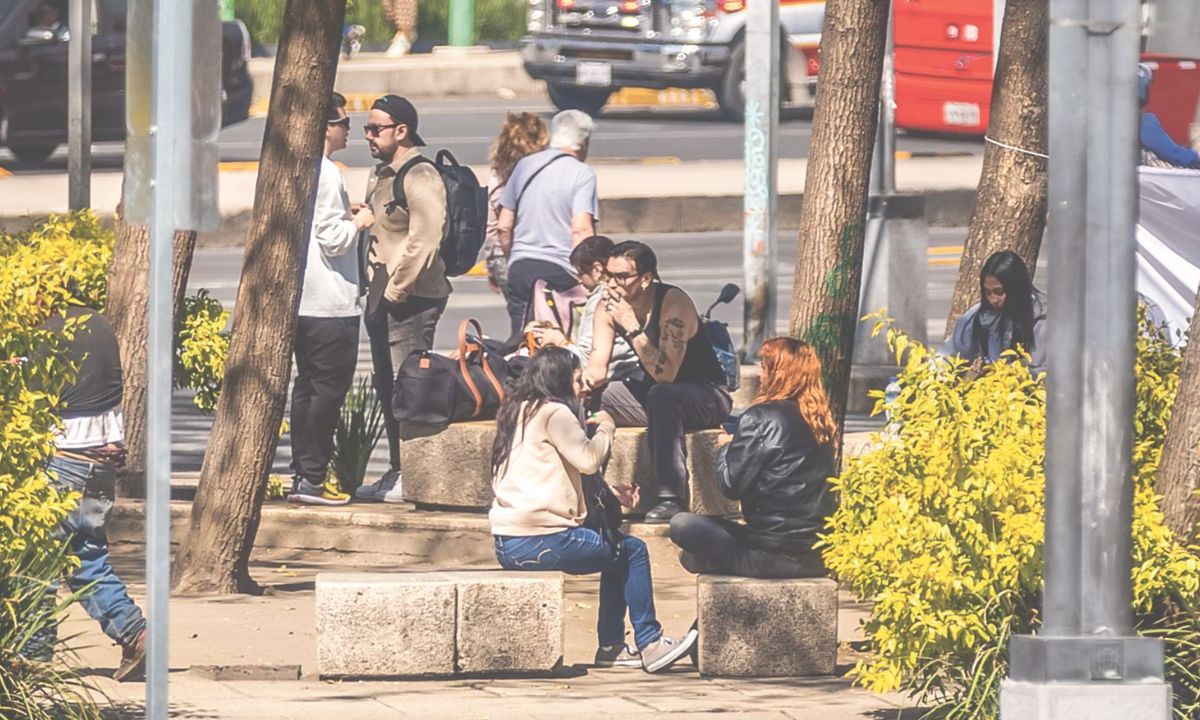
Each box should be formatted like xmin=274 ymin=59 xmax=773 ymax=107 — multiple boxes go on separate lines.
xmin=47 ymin=455 xmax=146 ymax=647
xmin=494 ymin=527 xmax=663 ymax=650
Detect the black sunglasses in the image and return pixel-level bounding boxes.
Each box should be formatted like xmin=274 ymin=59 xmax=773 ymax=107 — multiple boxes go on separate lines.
xmin=363 ymin=122 xmax=400 ymax=137
xmin=327 ymin=117 xmax=351 ymax=129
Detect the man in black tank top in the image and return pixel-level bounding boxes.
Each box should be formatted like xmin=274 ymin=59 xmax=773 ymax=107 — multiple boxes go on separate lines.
xmin=584 ymin=242 xmax=731 ymax=523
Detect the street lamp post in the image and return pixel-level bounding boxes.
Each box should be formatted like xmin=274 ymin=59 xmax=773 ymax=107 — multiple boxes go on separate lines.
xmin=741 ymin=0 xmax=780 ymax=360
xmin=68 ymin=0 xmax=92 ymax=210
xmin=1000 ymin=0 xmax=1171 ymax=715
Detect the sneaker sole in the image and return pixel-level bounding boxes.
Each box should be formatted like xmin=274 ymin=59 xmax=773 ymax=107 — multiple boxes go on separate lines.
xmin=288 ymin=494 xmax=350 ymax=506
xmin=381 ymin=494 xmax=408 ymax=504
xmin=643 ymin=629 xmax=699 ymax=674
xmin=594 ymin=659 xmax=643 ymax=669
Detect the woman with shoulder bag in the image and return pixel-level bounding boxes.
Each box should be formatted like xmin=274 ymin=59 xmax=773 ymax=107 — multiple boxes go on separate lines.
xmin=489 ymin=347 xmax=698 ymax=673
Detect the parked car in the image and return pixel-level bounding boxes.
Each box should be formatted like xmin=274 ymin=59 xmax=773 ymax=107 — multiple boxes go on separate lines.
xmin=0 ymin=0 xmax=253 ymax=163
xmin=521 ymin=0 xmax=823 ymax=120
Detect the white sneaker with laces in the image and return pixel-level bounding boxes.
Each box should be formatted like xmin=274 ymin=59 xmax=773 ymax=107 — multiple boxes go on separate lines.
xmin=381 ymin=474 xmax=406 ymax=504
xmin=355 ymin=469 xmax=400 ymax=502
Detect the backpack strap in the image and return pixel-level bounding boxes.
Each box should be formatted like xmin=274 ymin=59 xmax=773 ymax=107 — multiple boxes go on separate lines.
xmin=513 ymin=153 xmax=571 ymax=218
xmin=387 ymin=155 xmax=435 ymax=214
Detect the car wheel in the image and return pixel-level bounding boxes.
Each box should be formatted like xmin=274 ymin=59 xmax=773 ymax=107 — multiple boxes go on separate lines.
xmin=718 ymin=40 xmax=790 ymax=122
xmin=717 ymin=41 xmax=747 ymax=122
xmin=546 ymin=83 xmax=612 ymax=117
xmin=8 ymin=143 xmax=56 ymax=164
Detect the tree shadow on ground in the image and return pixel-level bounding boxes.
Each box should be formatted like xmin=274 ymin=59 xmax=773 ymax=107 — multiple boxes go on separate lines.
xmin=99 ymin=702 xmax=217 ymax=719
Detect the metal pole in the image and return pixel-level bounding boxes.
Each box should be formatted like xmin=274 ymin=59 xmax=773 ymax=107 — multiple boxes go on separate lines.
xmin=147 ymin=0 xmax=189 ymax=715
xmin=1041 ymin=0 xmax=1088 ymax=640
xmin=448 ymin=0 xmax=476 ymax=46
xmin=741 ymin=0 xmax=780 ymax=359
xmin=880 ymin=17 xmax=896 ymax=196
xmin=68 ymin=0 xmax=92 ymax=209
xmin=1079 ymin=0 xmax=1139 ymax=639
xmin=1003 ymin=0 xmax=1167 ymax=709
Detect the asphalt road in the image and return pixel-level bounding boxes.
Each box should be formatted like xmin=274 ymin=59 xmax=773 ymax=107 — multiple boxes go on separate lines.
xmin=2 ymin=96 xmax=984 ymax=174
xmin=171 ymin=228 xmax=965 ymax=478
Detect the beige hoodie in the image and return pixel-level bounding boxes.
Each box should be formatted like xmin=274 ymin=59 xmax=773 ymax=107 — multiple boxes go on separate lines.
xmin=489 ymin=401 xmax=615 ymax=537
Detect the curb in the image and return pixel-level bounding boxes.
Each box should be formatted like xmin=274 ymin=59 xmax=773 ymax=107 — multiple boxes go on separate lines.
xmin=182 ymin=188 xmax=976 ymax=248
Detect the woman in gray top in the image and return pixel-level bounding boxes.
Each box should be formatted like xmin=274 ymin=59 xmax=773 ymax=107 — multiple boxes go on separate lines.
xmin=941 ymin=250 xmax=1047 ymax=377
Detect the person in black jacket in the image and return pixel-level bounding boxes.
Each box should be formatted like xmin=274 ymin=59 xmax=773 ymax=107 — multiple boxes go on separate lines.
xmin=669 ymin=337 xmax=836 ymax=578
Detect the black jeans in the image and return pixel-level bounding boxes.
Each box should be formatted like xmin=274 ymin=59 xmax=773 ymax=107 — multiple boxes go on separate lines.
xmin=599 ymin=379 xmax=731 ymax=501
xmin=290 ymin=315 xmax=361 ymax=483
xmin=503 ymin=258 xmax=580 ymax=347
xmin=364 ymin=295 xmax=447 ymax=470
xmin=669 ymin=512 xmax=826 ymax=579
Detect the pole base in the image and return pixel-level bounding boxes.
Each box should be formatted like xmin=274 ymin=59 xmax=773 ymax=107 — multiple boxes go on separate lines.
xmin=1009 ymin=635 xmax=1163 ymax=682
xmin=1000 ymin=679 xmax=1172 ymax=720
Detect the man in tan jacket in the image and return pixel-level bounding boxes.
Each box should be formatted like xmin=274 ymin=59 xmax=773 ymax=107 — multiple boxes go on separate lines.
xmin=356 ymin=94 xmax=451 ymax=503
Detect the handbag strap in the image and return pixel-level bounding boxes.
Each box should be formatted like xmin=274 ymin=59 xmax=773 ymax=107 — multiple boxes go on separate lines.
xmin=457 ymin=318 xmax=507 ymax=419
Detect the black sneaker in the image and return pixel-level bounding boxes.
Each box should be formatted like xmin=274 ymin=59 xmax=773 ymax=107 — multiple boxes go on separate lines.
xmin=288 ymin=477 xmax=351 ymax=506
xmin=644 ymin=499 xmax=684 ymax=524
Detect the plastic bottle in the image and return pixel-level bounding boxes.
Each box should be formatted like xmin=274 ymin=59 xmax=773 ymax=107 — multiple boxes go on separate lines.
xmin=884 ymin=376 xmax=901 ymax=425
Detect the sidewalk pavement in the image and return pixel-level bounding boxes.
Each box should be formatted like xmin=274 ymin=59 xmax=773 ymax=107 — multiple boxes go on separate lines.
xmin=0 ymin=154 xmax=983 ymax=238
xmin=69 ymin=543 xmax=916 ymax=719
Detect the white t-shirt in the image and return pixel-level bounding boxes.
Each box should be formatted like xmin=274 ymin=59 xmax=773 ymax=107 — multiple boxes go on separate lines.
xmin=299 ymin=156 xmax=363 ymax=318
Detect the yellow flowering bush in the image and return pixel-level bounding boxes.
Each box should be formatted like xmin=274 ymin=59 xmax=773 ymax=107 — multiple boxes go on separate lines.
xmin=0 ymin=213 xmax=104 ymax=718
xmin=175 ymin=289 xmax=230 ymax=413
xmin=823 ymin=310 xmax=1200 ymax=719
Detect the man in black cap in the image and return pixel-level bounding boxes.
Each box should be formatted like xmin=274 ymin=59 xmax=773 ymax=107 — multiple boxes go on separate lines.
xmin=356 ymin=94 xmax=450 ymax=503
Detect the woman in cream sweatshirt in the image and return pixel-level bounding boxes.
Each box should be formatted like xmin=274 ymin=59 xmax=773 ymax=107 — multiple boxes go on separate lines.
xmin=490 ymin=347 xmax=697 ymax=674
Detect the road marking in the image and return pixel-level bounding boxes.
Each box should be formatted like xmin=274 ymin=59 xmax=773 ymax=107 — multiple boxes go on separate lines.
xmin=929 ymin=257 xmax=961 ymax=267
xmin=608 ymin=87 xmax=719 ymax=109
xmin=218 ymin=161 xmax=259 ymax=172
xmin=928 ymin=245 xmax=964 ymax=255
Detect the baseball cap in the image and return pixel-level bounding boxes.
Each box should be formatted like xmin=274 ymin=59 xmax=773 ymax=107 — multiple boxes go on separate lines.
xmin=371 ymin=94 xmax=426 ymax=146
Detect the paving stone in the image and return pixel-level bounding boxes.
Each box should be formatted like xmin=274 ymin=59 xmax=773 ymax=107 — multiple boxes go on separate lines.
xmin=452 ymin=571 xmax=564 ymax=675
xmin=697 ymin=575 xmax=838 ymax=677
xmin=315 ymin=573 xmax=457 ymax=678
xmin=402 ymin=422 xmax=737 ymax=517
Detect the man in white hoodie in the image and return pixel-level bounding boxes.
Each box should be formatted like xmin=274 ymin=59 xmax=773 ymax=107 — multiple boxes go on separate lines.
xmin=288 ymin=92 xmax=375 ymax=505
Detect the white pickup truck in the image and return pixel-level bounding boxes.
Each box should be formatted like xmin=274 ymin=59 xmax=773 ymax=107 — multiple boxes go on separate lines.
xmin=520 ymin=0 xmax=825 ymax=120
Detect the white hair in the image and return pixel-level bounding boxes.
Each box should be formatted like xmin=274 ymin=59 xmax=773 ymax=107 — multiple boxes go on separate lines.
xmin=549 ymin=110 xmax=595 ymax=152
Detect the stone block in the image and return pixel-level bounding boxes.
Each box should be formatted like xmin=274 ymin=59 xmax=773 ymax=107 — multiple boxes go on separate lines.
xmin=452 ymin=571 xmax=564 ymax=675
xmin=402 ymin=422 xmax=737 ymax=517
xmin=402 ymin=421 xmax=496 ymax=509
xmin=1000 ymin=679 xmax=1172 ymax=720
xmin=697 ymin=575 xmax=837 ymax=677
xmin=316 ymin=573 xmax=457 ymax=678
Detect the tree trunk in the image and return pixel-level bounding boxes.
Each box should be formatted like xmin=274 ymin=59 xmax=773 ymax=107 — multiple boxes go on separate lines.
xmin=1157 ymin=307 xmax=1200 ymax=542
xmin=944 ymin=0 xmax=1048 ymax=333
xmin=172 ymin=0 xmax=346 ymax=595
xmin=788 ymin=0 xmax=890 ymax=444
xmin=107 ymin=210 xmax=197 ymax=499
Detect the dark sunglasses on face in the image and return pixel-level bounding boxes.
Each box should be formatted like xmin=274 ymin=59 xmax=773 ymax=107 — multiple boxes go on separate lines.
xmin=604 ymin=269 xmax=641 ymax=282
xmin=363 ymin=122 xmax=400 ymax=137
xmin=327 ymin=117 xmax=351 ymax=129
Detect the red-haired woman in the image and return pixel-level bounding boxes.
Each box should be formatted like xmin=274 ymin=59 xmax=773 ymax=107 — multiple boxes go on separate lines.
xmin=669 ymin=337 xmax=837 ymax=578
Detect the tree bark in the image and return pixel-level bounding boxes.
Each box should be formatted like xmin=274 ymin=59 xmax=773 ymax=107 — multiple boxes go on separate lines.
xmin=1157 ymin=308 xmax=1200 ymax=542
xmin=172 ymin=0 xmax=346 ymax=595
xmin=944 ymin=0 xmax=1048 ymax=333
xmin=107 ymin=209 xmax=197 ymax=499
xmin=788 ymin=0 xmax=889 ymax=444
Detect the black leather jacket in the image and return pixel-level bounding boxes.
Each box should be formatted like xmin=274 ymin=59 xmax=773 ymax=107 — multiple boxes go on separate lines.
xmin=717 ymin=401 xmax=835 ymax=553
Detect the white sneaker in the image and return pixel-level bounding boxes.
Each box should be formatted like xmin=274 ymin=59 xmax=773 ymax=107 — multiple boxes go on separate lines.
xmin=355 ymin=469 xmax=400 ymax=502
xmin=385 ymin=33 xmax=411 ymax=58
xmin=381 ymin=475 xmax=406 ymax=504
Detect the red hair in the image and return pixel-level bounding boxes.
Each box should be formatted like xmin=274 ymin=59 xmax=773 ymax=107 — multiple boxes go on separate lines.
xmin=754 ymin=337 xmax=838 ymax=446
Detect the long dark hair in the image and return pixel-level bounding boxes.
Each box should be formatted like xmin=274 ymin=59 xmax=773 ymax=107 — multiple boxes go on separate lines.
xmin=490 ymin=347 xmax=581 ymax=476
xmin=974 ymin=250 xmax=1037 ymax=356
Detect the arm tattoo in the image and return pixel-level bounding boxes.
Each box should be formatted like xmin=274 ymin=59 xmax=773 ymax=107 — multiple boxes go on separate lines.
xmin=638 ymin=316 xmax=689 ymax=380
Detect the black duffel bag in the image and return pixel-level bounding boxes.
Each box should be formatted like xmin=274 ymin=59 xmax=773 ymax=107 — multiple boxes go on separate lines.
xmin=393 ymin=319 xmax=508 ymax=426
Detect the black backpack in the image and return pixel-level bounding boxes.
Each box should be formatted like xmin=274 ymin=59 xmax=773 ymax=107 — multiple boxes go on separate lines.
xmin=389 ymin=149 xmax=487 ymax=277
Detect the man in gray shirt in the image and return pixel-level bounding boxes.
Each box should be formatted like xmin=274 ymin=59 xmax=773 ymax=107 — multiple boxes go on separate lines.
xmin=497 ymin=110 xmax=600 ymax=347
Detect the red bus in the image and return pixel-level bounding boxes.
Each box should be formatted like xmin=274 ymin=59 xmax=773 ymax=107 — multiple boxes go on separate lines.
xmin=892 ymin=0 xmax=1200 ymax=142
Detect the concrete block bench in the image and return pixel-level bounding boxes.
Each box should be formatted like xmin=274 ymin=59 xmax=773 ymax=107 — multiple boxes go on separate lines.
xmin=696 ymin=575 xmax=837 ymax=677
xmin=316 ymin=571 xmax=563 ymax=678
xmin=401 ymin=421 xmax=738 ymax=517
